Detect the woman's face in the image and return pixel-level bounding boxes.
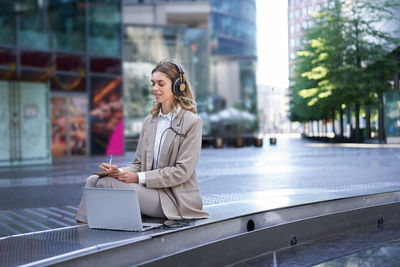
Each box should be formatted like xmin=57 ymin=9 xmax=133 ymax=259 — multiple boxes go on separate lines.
xmin=151 ymin=71 xmax=174 ymax=106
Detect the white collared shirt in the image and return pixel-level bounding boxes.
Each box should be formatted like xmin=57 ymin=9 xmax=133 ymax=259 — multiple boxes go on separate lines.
xmin=137 ymin=106 xmax=181 ymax=185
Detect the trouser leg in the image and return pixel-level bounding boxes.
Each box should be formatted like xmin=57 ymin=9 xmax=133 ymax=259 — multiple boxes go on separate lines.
xmin=75 ymin=175 xmax=99 ymax=223
xmin=96 ymin=177 xmax=165 ymax=218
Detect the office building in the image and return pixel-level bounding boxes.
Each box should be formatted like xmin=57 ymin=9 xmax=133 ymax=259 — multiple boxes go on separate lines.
xmin=0 ymin=0 xmax=258 ymax=165
xmin=287 ymin=0 xmax=326 ymax=77
xmin=380 ymin=6 xmax=400 ymax=143
xmin=123 ymin=0 xmax=258 ymax=143
xmin=258 ymin=85 xmax=291 ymax=134
xmin=0 ymin=0 xmax=123 ymax=166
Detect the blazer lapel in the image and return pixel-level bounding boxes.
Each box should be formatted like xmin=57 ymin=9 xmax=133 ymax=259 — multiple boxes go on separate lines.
xmin=146 ymin=116 xmax=158 ymax=171
xmin=158 ymin=110 xmax=184 ymax=168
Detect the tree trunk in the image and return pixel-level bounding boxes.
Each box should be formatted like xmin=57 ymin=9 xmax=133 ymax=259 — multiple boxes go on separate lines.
xmin=354 ymin=19 xmax=361 ymax=143
xmin=347 ymin=107 xmax=353 ymax=140
xmin=378 ymin=92 xmax=386 ymax=143
xmin=355 ymin=103 xmax=360 ymax=142
xmin=331 ymin=110 xmax=336 ymax=136
xmin=365 ymin=105 xmax=371 ymax=139
xmin=339 ymin=108 xmax=344 ymax=137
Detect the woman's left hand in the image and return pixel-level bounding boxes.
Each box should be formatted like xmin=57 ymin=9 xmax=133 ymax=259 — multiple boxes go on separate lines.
xmin=112 ymin=171 xmax=139 ymax=183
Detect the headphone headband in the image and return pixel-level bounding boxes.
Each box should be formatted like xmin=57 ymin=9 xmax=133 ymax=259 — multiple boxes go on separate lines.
xmin=170 ymin=60 xmax=186 ymax=96
xmin=171 ymin=61 xmax=185 ymax=81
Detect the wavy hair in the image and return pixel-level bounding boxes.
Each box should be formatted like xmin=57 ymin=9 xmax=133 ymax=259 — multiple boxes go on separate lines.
xmin=150 ymin=59 xmax=197 ymax=116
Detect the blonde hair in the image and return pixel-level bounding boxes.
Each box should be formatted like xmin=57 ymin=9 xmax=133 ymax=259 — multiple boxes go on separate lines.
xmin=150 ymin=59 xmax=197 ymax=116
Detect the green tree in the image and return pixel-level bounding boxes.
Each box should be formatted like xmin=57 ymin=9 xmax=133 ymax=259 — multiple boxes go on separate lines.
xmin=290 ymin=0 xmax=348 ymax=135
xmin=343 ymin=0 xmax=400 ymax=142
xmin=289 ymin=0 xmax=400 ymax=142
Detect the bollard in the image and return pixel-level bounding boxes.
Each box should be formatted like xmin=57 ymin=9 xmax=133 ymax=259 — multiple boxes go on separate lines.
xmin=214 ymin=137 xmax=223 ymax=148
xmin=235 ymin=137 xmax=244 ymax=148
xmin=269 ymin=137 xmax=277 ymax=145
xmin=254 ymin=138 xmax=263 ymax=147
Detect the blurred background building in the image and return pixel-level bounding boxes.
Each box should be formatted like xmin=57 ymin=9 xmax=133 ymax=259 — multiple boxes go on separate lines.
xmin=258 ymin=85 xmax=291 ymax=134
xmin=123 ymin=0 xmax=258 ymax=149
xmin=287 ymin=0 xmax=326 ymax=78
xmin=0 ymin=0 xmax=123 ymax=166
xmin=379 ymin=5 xmax=400 ymax=144
xmin=0 ymin=0 xmax=258 ymax=166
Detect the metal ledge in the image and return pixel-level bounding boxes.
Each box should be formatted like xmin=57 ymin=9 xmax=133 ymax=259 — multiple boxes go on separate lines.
xmin=0 ymin=190 xmax=395 ymax=267
xmin=141 ymin=202 xmax=400 ymax=266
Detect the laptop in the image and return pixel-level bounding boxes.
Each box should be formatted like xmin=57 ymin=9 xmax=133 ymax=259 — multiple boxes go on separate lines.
xmin=83 ymin=187 xmax=163 ymax=231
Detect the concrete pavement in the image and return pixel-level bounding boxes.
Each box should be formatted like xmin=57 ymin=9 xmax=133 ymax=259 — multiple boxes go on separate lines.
xmin=1 ymin=134 xmax=400 ymax=237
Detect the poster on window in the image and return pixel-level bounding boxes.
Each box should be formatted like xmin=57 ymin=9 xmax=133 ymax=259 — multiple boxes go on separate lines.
xmin=51 ymin=97 xmax=68 ymax=157
xmin=90 ymin=76 xmax=124 ymax=155
xmin=69 ymin=97 xmax=87 ymax=155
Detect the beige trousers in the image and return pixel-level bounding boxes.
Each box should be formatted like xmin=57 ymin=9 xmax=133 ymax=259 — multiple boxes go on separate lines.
xmin=75 ymin=175 xmax=165 ymax=223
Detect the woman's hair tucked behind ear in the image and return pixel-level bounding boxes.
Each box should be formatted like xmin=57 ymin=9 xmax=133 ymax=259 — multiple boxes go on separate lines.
xmin=150 ymin=59 xmax=197 ymax=116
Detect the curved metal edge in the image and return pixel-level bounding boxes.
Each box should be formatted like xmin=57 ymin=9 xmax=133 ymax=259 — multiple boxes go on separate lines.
xmin=27 ymin=190 xmax=400 ymax=267
xmin=140 ymin=202 xmax=400 ymax=267
xmin=0 ymin=225 xmax=86 ymax=241
xmin=19 ymin=235 xmax=152 ymax=267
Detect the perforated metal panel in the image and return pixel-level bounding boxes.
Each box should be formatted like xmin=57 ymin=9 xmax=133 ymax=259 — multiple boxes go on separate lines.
xmin=0 ymin=226 xmax=162 ymax=267
xmin=1 ymin=191 xmax=400 ymax=267
xmin=0 ymin=202 xmax=272 ymax=267
xmin=0 ymin=236 xmax=86 ymax=267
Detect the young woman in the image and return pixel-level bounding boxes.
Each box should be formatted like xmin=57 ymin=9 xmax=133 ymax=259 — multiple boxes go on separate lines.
xmin=76 ymin=59 xmax=210 ymax=223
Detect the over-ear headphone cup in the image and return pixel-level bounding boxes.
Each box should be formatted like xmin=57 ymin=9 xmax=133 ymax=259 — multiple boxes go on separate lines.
xmin=173 ymin=78 xmax=185 ymax=96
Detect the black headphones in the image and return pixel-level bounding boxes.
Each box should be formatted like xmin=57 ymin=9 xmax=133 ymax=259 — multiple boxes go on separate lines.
xmin=171 ymin=61 xmax=186 ymax=96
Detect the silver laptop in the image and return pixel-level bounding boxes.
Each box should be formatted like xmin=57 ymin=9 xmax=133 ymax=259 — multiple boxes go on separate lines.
xmin=83 ymin=187 xmax=163 ymax=231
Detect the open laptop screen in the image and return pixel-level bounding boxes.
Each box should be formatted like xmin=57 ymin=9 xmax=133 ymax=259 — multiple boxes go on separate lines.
xmin=83 ymin=188 xmax=147 ymax=231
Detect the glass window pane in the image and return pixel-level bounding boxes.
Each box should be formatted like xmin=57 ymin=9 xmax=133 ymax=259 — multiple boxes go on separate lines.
xmin=0 ymin=68 xmax=17 ymax=80
xmin=210 ymin=0 xmax=256 ymax=57
xmin=20 ymin=68 xmax=49 ymax=82
xmin=0 ymin=3 xmax=16 ymax=46
xmin=385 ymin=92 xmax=400 ymax=138
xmin=89 ymin=0 xmax=121 ymax=57
xmin=19 ymin=0 xmax=50 ymax=50
xmin=55 ymin=53 xmax=86 ymax=72
xmin=69 ymin=96 xmax=87 ymax=155
xmin=90 ymin=57 xmax=121 ymax=74
xmin=0 ymin=48 xmax=16 ymax=80
xmin=51 ymin=97 xmax=68 ymax=157
xmin=123 ymin=26 xmax=210 ymax=136
xmin=50 ymin=73 xmax=86 ymax=92
xmin=0 ymin=48 xmax=16 ymax=67
xmin=21 ymin=50 xmax=51 ymax=68
xmin=47 ymin=0 xmax=86 ymax=52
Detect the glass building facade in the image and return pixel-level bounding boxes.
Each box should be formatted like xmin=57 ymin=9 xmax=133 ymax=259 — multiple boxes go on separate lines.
xmin=210 ymin=0 xmax=258 ymax=117
xmin=123 ymin=25 xmax=210 ymax=139
xmin=383 ymin=7 xmax=400 ymax=143
xmin=385 ymin=84 xmax=400 ymax=142
xmin=0 ymin=0 xmax=123 ymax=165
xmin=122 ymin=0 xmax=258 ymax=145
xmin=210 ymin=0 xmax=257 ymax=58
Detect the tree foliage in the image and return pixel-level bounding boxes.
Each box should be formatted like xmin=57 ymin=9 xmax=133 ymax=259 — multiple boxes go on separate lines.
xmin=289 ymin=0 xmax=400 ymax=138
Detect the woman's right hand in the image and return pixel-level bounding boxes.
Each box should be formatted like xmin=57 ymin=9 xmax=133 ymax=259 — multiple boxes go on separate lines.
xmin=99 ymin=163 xmax=118 ymax=171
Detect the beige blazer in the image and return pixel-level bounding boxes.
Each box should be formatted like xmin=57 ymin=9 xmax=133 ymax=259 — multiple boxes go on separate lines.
xmin=122 ymin=109 xmax=210 ymax=220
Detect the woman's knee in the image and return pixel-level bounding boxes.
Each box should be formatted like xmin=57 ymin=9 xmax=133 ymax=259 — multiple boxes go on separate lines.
xmin=96 ymin=177 xmax=116 ymax=188
xmin=85 ymin=175 xmax=99 ymax=187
